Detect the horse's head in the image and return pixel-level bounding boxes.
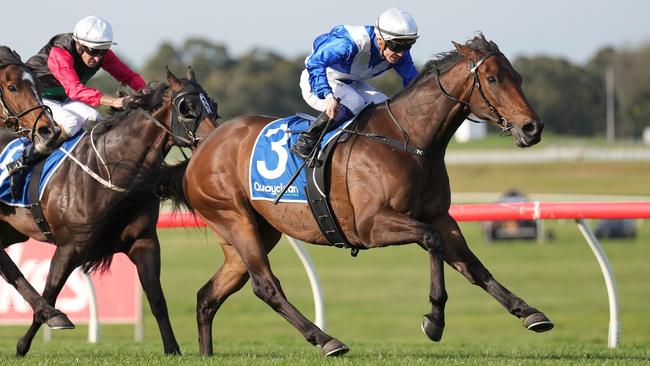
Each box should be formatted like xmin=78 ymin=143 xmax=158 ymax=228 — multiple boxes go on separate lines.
xmin=453 ymin=36 xmax=543 ymax=147
xmin=0 ymin=47 xmax=61 ymax=151
xmin=165 ymin=67 xmax=218 ymax=148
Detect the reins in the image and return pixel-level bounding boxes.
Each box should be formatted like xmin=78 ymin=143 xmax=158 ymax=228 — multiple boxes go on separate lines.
xmin=340 ymin=51 xmax=514 ymax=158
xmin=62 ymin=84 xmax=212 ymax=191
xmin=340 ymin=100 xmax=426 ymax=157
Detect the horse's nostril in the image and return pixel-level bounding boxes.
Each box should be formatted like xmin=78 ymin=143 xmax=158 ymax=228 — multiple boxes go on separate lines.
xmin=522 ymin=121 xmax=544 ymax=135
xmin=38 ymin=126 xmax=54 ymax=139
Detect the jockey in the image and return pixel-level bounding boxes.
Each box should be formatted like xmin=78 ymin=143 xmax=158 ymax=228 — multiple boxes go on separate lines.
xmin=8 ymin=15 xmax=146 ymax=196
xmin=291 ymin=7 xmax=419 ymax=159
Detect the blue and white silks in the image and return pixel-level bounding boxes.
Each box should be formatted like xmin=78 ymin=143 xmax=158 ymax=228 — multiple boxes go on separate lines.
xmin=0 ymin=131 xmax=85 ymax=206
xmin=305 ymin=25 xmax=418 ymax=99
xmin=249 ymin=115 xmax=353 ymax=203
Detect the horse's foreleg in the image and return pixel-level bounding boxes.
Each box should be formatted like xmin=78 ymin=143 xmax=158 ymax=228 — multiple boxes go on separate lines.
xmin=0 ymin=246 xmax=73 ymax=331
xmin=434 ymin=214 xmax=554 ymax=332
xmin=196 ymin=243 xmax=250 ymax=356
xmin=128 ymin=237 xmax=180 ymax=355
xmin=365 ymin=209 xmax=447 ymax=342
xmin=16 ymin=245 xmax=82 ymax=356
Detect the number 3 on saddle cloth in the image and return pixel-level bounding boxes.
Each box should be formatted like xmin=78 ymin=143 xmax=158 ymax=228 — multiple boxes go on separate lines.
xmin=250 ymin=114 xmax=354 ymax=203
xmin=0 ymin=132 xmax=85 ymax=206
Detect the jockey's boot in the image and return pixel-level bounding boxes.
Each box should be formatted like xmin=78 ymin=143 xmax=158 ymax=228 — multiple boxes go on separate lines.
xmin=8 ymin=148 xmax=46 ymax=201
xmin=290 ymin=105 xmax=354 ymax=159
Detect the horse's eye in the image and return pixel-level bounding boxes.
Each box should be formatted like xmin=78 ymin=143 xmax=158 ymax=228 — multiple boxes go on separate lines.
xmin=178 ymin=100 xmax=197 ymax=118
xmin=178 ymin=101 xmax=190 ymax=116
xmin=487 ymin=76 xmax=498 ymax=85
xmin=7 ymin=85 xmax=16 ymax=93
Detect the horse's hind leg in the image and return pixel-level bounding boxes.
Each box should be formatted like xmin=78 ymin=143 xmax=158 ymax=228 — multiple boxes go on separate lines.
xmin=128 ymin=236 xmax=180 ymax=355
xmin=0 ymin=246 xmax=74 ymax=330
xmin=202 ymin=214 xmax=348 ymax=357
xmin=197 ymin=219 xmax=283 ymax=356
xmin=435 ymin=214 xmax=554 ymax=332
xmin=16 ymin=245 xmax=82 ymax=356
xmin=197 ymin=242 xmax=251 ymax=356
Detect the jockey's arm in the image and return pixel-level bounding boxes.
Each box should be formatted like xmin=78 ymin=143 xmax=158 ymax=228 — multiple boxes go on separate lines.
xmin=394 ymin=51 xmax=419 ymax=87
xmin=101 ymin=50 xmax=146 ymax=91
xmin=99 ymin=94 xmax=129 ymax=108
xmin=305 ymin=38 xmax=354 ymax=100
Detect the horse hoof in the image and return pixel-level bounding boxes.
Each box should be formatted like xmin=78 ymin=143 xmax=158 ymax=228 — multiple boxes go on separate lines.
xmin=523 ymin=312 xmax=554 ymax=333
xmin=45 ymin=314 xmax=75 ymax=330
xmin=320 ymin=339 xmax=349 ymax=357
xmin=421 ymin=315 xmax=444 ymax=342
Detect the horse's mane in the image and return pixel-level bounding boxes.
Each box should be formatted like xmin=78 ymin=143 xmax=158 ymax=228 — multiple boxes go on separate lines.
xmin=0 ymin=46 xmax=23 ymax=68
xmin=84 ymin=81 xmax=169 ymax=135
xmin=407 ymin=33 xmax=500 ymax=89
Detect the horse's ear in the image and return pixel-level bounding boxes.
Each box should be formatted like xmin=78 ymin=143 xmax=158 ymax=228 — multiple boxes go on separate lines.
xmin=453 ymin=41 xmax=478 ymax=59
xmin=452 ymin=41 xmax=465 ymax=52
xmin=187 ymin=66 xmax=195 ymax=81
xmin=166 ymin=66 xmax=181 ymax=88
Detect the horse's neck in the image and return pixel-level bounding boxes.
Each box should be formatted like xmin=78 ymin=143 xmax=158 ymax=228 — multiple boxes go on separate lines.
xmin=390 ymin=63 xmax=472 ymax=155
xmin=85 ymin=108 xmax=171 ymax=181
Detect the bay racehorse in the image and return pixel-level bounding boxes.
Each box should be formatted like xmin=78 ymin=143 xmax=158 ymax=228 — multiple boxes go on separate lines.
xmin=158 ymin=34 xmax=550 ymax=357
xmin=0 ymin=68 xmax=217 ymax=356
xmin=0 ymin=46 xmax=70 ymax=330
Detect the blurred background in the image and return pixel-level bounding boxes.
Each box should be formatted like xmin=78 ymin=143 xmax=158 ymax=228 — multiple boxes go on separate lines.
xmin=1 ymin=0 xmax=649 ymax=362
xmin=2 ymin=0 xmax=650 ymax=140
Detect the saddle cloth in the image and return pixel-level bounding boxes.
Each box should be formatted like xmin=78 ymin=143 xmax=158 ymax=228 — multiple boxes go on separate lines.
xmin=0 ymin=131 xmax=85 ymax=206
xmin=249 ymin=114 xmax=353 ymax=203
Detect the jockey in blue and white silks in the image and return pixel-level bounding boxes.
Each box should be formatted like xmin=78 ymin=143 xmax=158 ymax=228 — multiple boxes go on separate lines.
xmin=291 ymin=7 xmax=419 ymax=159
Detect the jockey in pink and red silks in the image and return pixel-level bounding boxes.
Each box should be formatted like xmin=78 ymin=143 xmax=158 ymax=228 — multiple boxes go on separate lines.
xmin=7 ymin=16 xmax=146 ymax=196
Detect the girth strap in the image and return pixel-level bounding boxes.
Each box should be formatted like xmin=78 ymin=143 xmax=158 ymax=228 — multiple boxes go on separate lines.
xmin=305 ymin=132 xmax=359 ymax=257
xmin=27 ymin=160 xmax=56 ymax=243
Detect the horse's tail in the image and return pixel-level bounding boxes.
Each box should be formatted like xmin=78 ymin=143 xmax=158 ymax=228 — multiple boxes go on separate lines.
xmin=79 ymin=160 xmax=194 ymax=274
xmin=156 ymin=160 xmax=194 ymax=214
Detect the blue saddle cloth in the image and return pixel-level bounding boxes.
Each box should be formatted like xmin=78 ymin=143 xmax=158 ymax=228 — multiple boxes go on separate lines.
xmin=249 ymin=114 xmax=353 ymax=203
xmin=0 ymin=131 xmax=85 ymax=206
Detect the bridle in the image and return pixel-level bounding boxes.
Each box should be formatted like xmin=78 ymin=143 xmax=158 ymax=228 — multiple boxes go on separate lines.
xmin=346 ymin=50 xmax=516 ymax=158
xmin=432 ymin=50 xmax=514 ymax=135
xmin=142 ymin=84 xmax=216 ymax=149
xmin=70 ymin=84 xmax=217 ymax=192
xmin=170 ymin=87 xmax=215 ymax=146
xmin=0 ymin=66 xmax=53 ymax=141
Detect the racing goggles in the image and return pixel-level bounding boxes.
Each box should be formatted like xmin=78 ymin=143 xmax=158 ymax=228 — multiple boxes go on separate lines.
xmin=385 ymin=38 xmax=416 ymax=53
xmin=81 ymin=45 xmax=108 ymax=57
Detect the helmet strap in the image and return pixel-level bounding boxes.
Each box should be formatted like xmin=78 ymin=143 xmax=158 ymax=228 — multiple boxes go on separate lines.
xmin=375 ymin=29 xmax=388 ymax=60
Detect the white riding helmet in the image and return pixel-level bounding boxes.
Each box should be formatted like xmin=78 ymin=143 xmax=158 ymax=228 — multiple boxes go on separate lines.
xmin=73 ymin=16 xmax=117 ymax=50
xmin=375 ymin=7 xmax=419 ymax=42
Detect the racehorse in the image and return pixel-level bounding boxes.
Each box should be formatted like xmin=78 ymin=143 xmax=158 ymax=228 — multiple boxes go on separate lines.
xmin=0 ymin=67 xmax=217 ymax=356
xmin=158 ymin=34 xmax=550 ymax=357
xmin=0 ymin=46 xmax=70 ymax=330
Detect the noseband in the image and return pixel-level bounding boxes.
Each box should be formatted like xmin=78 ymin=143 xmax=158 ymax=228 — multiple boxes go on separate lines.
xmin=433 ymin=51 xmax=514 ymax=135
xmin=0 ymin=77 xmax=53 ymax=141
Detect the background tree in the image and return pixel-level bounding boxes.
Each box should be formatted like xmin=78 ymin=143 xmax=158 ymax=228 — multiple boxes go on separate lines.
xmin=87 ymin=37 xmax=649 ymax=139
xmin=514 ymin=56 xmax=605 ymax=136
